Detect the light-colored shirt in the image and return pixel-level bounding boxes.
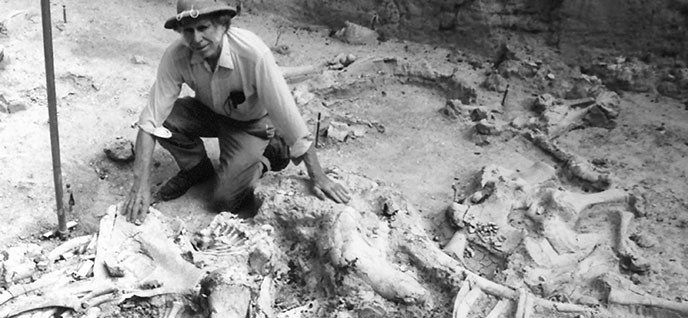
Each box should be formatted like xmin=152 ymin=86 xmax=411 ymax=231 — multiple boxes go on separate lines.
xmin=137 ymin=27 xmax=312 ymax=158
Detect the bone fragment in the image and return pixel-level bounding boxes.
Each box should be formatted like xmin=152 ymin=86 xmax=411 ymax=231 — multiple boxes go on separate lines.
xmin=0 ymin=269 xmax=73 ymax=305
xmin=446 ymin=203 xmax=469 ymax=228
xmin=442 ymin=230 xmax=468 ymax=263
xmin=565 ymin=97 xmax=596 ymax=108
xmin=526 ymin=132 xmax=611 ymax=190
xmin=41 ymin=221 xmax=78 ymax=239
xmin=400 ymin=233 xmax=591 ymax=313
xmin=615 ymin=211 xmax=650 ymax=273
xmin=28 ymin=308 xmax=56 ymax=318
xmin=546 ymin=106 xmax=590 ymax=139
xmin=452 ymin=279 xmax=472 ymax=315
xmin=600 ymin=274 xmax=688 ymax=316
xmin=485 ymin=299 xmax=511 ymax=318
xmin=554 ymin=188 xmax=630 ymax=215
xmin=452 ymin=280 xmax=485 ymax=318
xmin=276 ymin=300 xmax=322 ymax=318
xmin=280 ymin=65 xmax=322 ymax=80
xmin=47 ymin=235 xmax=93 ymax=262
xmin=514 ymin=161 xmax=556 ymax=186
xmin=72 ymin=260 xmax=94 ymax=280
xmin=515 ymin=288 xmax=535 ymax=318
xmin=255 ymin=276 xmax=276 ymax=318
xmin=200 ymin=268 xmax=251 ymax=318
xmin=0 ymin=293 xmax=82 ymax=317
xmin=163 ymin=301 xmax=185 ymax=318
xmin=83 ymin=307 xmax=101 ymax=318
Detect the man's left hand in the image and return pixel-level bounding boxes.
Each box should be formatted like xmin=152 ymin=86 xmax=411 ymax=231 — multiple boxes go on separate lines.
xmin=312 ymin=174 xmax=351 ymax=204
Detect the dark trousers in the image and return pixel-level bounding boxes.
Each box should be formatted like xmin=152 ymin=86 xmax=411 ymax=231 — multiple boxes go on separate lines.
xmin=156 ymin=97 xmax=273 ymax=212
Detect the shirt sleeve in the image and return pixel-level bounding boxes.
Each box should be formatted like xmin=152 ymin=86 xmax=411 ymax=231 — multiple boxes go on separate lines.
xmin=254 ymin=50 xmax=313 ymax=158
xmin=136 ymin=46 xmax=183 ymax=137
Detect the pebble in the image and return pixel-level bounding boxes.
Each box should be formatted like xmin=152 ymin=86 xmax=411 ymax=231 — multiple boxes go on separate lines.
xmin=630 ymin=233 xmax=657 ymax=248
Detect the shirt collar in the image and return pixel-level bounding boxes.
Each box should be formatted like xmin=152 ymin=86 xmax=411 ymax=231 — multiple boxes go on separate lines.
xmin=189 ymin=33 xmax=234 ymax=70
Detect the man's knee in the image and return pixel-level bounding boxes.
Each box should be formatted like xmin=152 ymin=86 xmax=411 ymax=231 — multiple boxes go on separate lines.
xmin=212 ymin=162 xmax=263 ymax=216
xmin=212 ymin=186 xmax=260 ymax=218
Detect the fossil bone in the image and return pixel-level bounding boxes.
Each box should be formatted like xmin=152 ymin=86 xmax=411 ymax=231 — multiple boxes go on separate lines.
xmin=200 ymin=268 xmax=252 ymax=318
xmin=452 ymin=279 xmax=485 ymax=318
xmin=525 ymin=131 xmax=611 ymax=190
xmin=320 ymin=206 xmax=428 ymax=304
xmin=598 ymin=274 xmax=688 ymax=316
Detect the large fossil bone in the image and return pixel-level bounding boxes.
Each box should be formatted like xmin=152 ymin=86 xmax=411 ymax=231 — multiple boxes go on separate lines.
xmin=200 ymin=268 xmax=252 ymax=318
xmin=320 ymin=206 xmax=429 ymax=304
xmin=525 ymin=131 xmax=611 ymax=190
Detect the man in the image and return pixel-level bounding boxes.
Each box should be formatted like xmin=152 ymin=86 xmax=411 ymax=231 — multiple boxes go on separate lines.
xmin=123 ymin=0 xmax=350 ymax=224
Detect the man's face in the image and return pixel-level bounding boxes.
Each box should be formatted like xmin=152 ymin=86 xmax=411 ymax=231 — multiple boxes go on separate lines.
xmin=179 ymin=18 xmax=226 ymax=60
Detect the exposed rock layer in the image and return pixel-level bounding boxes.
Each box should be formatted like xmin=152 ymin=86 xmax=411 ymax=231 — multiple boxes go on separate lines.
xmin=244 ymin=0 xmax=688 ymax=63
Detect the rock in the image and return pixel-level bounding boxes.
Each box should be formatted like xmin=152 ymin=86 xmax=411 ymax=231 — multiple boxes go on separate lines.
xmin=470 ymin=107 xmax=490 ymax=122
xmin=498 ymin=60 xmax=537 ymax=79
xmin=0 ymin=94 xmax=7 ymax=113
xmin=329 ymin=53 xmax=357 ymax=67
xmin=103 ymin=137 xmax=135 ymax=162
xmin=271 ymin=44 xmax=290 ymax=55
xmin=532 ymin=93 xmax=556 ymax=113
xmin=588 ymin=59 xmax=655 ymax=93
xmin=630 ymin=273 xmax=649 ymax=285
xmin=381 ymin=193 xmax=406 ymax=217
xmin=510 ymin=114 xmax=532 ymax=129
xmin=439 ymin=99 xmax=463 ymax=119
xmin=594 ymin=90 xmax=621 ymax=115
xmin=291 ymin=84 xmax=314 ymax=106
xmin=475 ymin=119 xmax=503 ymax=135
xmin=565 ymin=80 xmax=592 ymax=99
xmin=446 ymin=203 xmax=469 ymax=228
xmin=584 ymin=104 xmax=618 ymax=129
xmin=629 ymin=232 xmax=657 ymax=248
xmin=657 ymin=81 xmax=680 ymax=98
xmin=576 ymin=295 xmax=599 ymax=306
xmin=130 ymin=55 xmax=146 ymax=64
xmin=326 ymin=121 xmax=350 ymax=142
xmin=445 ymin=75 xmax=477 ymax=104
xmin=0 ymin=93 xmax=27 ymax=114
xmin=248 ymin=243 xmax=272 ymax=275
xmin=481 ymin=72 xmax=508 ymax=92
xmin=334 ymin=21 xmax=378 ymax=45
xmin=7 ymin=100 xmax=27 ymax=113
xmin=350 ymin=124 xmax=368 ymax=138
xmin=356 ymin=302 xmax=387 ymax=318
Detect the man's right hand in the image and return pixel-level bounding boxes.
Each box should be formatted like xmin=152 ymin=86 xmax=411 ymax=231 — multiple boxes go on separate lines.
xmin=122 ymin=183 xmax=151 ymax=225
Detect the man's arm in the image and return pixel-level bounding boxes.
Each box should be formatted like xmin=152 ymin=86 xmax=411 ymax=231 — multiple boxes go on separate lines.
xmin=299 ymin=144 xmax=350 ymax=204
xmin=122 ymin=129 xmax=156 ymax=224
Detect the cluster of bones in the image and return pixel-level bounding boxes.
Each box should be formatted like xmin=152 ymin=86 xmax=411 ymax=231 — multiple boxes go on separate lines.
xmin=2 ymin=59 xmax=688 ymax=318
xmin=2 ymin=161 xmax=687 ymax=318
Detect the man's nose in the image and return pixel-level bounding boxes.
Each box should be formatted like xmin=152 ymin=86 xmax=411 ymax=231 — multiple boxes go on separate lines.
xmin=192 ymin=30 xmax=203 ymax=43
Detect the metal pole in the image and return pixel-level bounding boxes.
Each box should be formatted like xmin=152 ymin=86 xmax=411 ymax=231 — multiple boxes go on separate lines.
xmin=40 ymin=0 xmax=67 ymax=238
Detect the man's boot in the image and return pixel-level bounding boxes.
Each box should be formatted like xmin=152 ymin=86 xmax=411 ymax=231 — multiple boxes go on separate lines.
xmin=159 ymin=157 xmax=215 ymax=201
xmin=262 ymin=135 xmax=290 ymax=172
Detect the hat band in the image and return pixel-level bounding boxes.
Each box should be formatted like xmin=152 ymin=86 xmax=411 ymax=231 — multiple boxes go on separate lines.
xmin=176 ymin=6 xmax=200 ymax=21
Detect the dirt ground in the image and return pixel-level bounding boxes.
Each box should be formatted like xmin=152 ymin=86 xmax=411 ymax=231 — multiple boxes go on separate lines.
xmin=1 ymin=0 xmax=687 ymax=317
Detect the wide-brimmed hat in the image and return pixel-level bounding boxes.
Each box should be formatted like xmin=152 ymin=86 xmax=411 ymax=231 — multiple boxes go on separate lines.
xmin=164 ymin=0 xmax=236 ymax=29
